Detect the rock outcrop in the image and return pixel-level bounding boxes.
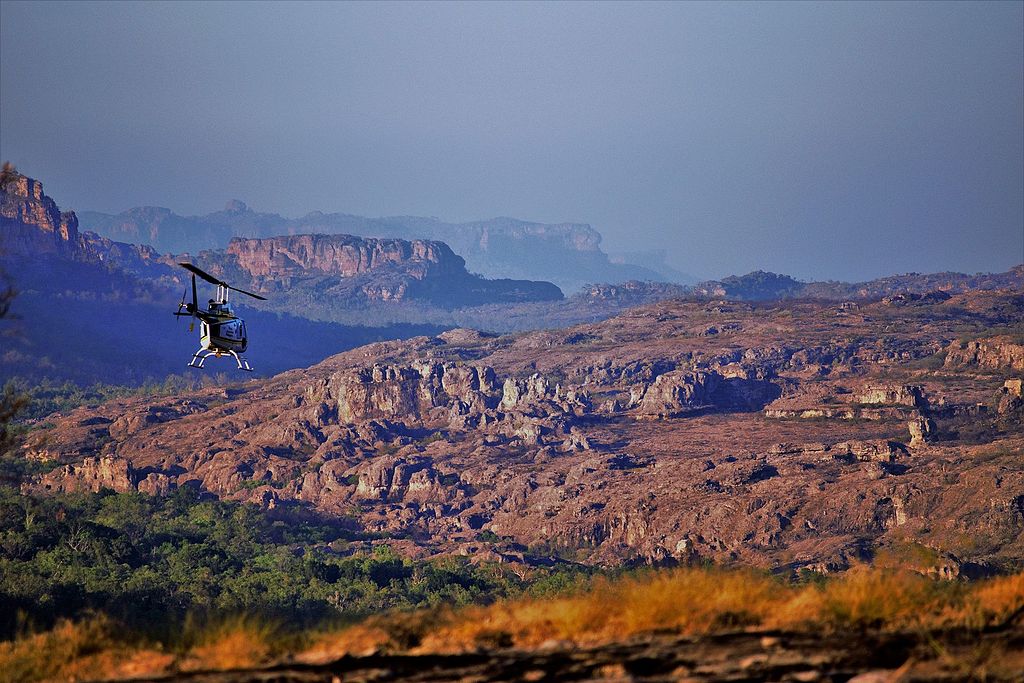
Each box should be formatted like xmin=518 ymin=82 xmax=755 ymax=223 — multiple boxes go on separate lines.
xmin=637 ymin=371 xmax=720 ymax=417
xmin=858 ymin=384 xmax=926 ymax=408
xmin=1 ymin=169 xmax=177 ymax=276
xmin=691 ymin=268 xmax=1024 ymax=303
xmin=908 ymin=416 xmax=936 ymax=446
xmin=29 ymin=455 xmax=136 ymax=494
xmin=997 ymin=379 xmax=1024 ymax=418
xmin=1 ymin=173 xmax=81 ymax=256
xmin=944 ymin=337 xmax=1024 ymax=373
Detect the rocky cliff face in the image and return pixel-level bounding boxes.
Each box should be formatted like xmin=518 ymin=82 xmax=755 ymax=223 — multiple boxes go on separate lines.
xmin=196 ymin=233 xmax=563 ymax=308
xmin=0 ymin=171 xmax=463 ymax=384
xmin=1 ymin=170 xmax=177 ymax=274
xmin=1 ymin=171 xmax=563 ymax=312
xmin=1 ymin=173 xmax=81 ymax=256
xmin=25 ymin=289 xmax=1024 ymax=574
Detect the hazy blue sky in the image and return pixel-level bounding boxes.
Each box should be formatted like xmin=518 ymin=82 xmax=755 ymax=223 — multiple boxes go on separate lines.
xmin=2 ymin=0 xmax=1021 ymax=280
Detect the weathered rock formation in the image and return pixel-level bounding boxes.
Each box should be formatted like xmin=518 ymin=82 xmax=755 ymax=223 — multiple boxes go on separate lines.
xmin=228 ymin=234 xmax=463 ymax=281
xmin=637 ymin=371 xmax=720 ymax=417
xmin=908 ymin=416 xmax=936 ymax=446
xmin=944 ymin=336 xmax=1024 ymax=373
xmin=1 ymin=173 xmax=81 ymax=256
xmin=30 ymin=455 xmax=136 ymax=494
xmin=1 ymin=170 xmax=178 ymax=276
xmin=858 ymin=384 xmax=926 ymax=408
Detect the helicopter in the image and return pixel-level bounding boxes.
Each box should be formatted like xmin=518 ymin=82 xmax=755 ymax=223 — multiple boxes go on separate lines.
xmin=174 ymin=262 xmax=266 ymax=371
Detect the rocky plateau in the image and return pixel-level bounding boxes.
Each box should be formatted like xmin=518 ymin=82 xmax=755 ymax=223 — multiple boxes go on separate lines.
xmin=22 ymin=285 xmax=1024 ymax=577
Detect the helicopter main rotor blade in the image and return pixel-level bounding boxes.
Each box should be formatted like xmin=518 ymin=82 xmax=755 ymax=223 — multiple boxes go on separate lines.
xmin=179 ymin=262 xmax=222 ymax=285
xmin=226 ymin=284 xmax=267 ymax=301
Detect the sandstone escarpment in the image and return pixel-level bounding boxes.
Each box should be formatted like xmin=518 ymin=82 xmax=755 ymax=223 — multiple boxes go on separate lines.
xmin=1 ymin=169 xmax=180 ymax=278
xmin=228 ymin=234 xmax=464 ymax=280
xmin=857 ymin=384 xmax=926 ymax=408
xmin=79 ymin=202 xmax=661 ymax=291
xmin=200 ymin=233 xmax=564 ymax=307
xmin=1 ymin=173 xmax=81 ymax=256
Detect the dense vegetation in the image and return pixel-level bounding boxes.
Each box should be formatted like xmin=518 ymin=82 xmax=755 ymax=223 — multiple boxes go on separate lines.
xmin=0 ymin=485 xmax=590 ymax=642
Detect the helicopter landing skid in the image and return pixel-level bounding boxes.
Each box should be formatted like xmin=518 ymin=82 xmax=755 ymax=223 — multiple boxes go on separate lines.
xmin=187 ymin=348 xmax=253 ymax=372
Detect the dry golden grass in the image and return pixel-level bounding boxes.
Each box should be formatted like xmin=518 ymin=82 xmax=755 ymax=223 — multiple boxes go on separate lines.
xmin=415 ymin=568 xmax=785 ymax=652
xmin=297 ymin=623 xmax=392 ymax=665
xmin=0 ymin=615 xmax=171 ymax=683
xmin=0 ymin=614 xmax=282 ymax=683
xmin=799 ymin=565 xmax=958 ymax=630
xmin=310 ymin=566 xmax=1024 ymax=658
xmin=962 ymin=572 xmax=1024 ymax=629
xmin=3 ymin=567 xmax=1023 ymax=681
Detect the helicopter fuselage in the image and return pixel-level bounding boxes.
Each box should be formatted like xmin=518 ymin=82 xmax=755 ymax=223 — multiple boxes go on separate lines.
xmin=196 ymin=311 xmax=248 ymax=354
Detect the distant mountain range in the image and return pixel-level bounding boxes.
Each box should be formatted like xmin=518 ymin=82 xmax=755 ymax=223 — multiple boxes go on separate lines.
xmin=4 ymin=167 xmax=1022 ymax=385
xmin=79 ymin=202 xmax=681 ymax=293
xmin=693 ymin=268 xmax=1024 ymax=301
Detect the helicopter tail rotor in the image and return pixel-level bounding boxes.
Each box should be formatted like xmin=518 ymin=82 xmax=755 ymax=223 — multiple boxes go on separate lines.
xmin=174 ymin=273 xmax=199 ymax=332
xmin=190 ymin=273 xmax=197 ymax=331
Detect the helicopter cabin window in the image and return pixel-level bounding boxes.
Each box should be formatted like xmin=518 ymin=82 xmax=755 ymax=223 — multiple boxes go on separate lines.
xmin=216 ymin=320 xmax=242 ymax=341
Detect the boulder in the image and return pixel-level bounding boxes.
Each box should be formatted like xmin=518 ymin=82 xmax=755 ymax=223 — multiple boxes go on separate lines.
xmin=28 ymin=455 xmax=136 ymax=494
xmin=858 ymin=384 xmax=926 ymax=408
